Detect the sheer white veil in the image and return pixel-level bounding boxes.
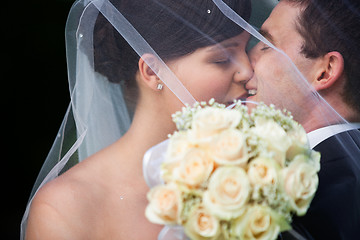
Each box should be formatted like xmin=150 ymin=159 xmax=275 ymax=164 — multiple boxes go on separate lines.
xmin=21 ymin=0 xmax=359 ymax=239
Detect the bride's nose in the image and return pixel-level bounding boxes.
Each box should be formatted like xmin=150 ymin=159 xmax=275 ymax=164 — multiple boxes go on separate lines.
xmin=233 ymin=57 xmax=254 ymax=84
xmin=248 ymin=45 xmax=259 ymax=69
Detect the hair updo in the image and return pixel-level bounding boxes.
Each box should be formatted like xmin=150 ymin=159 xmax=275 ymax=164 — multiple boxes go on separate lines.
xmin=93 ymin=0 xmax=251 ymax=89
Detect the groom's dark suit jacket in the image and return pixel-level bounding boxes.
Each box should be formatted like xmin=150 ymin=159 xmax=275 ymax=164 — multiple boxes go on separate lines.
xmin=292 ymin=129 xmax=360 ymax=240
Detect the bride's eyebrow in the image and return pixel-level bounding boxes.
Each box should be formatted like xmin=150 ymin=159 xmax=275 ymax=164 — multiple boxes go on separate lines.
xmin=207 ymin=42 xmax=239 ymax=52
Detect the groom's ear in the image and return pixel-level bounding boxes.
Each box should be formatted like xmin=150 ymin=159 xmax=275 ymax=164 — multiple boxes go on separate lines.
xmin=138 ymin=53 xmax=161 ymax=91
xmin=312 ymin=51 xmax=345 ymax=91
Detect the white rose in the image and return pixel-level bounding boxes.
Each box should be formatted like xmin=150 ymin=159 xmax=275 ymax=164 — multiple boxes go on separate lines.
xmin=210 ymin=129 xmax=249 ymax=167
xmin=184 ymin=204 xmax=221 ymax=240
xmin=286 ymin=123 xmax=310 ymax=160
xmin=231 ymin=204 xmax=290 ymax=240
xmin=203 ymin=166 xmax=250 ymax=220
xmin=190 ymin=107 xmax=241 ymax=142
xmin=252 ymin=118 xmax=292 ymax=166
xmin=281 ymin=154 xmax=319 ymax=215
xmin=145 ymin=183 xmax=182 ymax=225
xmin=247 ymin=157 xmax=280 ymax=188
xmin=172 ymin=148 xmax=214 ymax=188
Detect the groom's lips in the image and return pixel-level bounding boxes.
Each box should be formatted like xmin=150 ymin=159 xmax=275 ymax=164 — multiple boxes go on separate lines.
xmin=248 ymin=89 xmax=257 ymax=96
xmin=246 ymin=89 xmax=257 ymax=101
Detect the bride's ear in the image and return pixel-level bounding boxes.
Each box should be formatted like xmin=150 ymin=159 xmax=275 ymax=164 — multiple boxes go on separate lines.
xmin=312 ymin=51 xmax=345 ymax=91
xmin=138 ymin=53 xmax=162 ymax=91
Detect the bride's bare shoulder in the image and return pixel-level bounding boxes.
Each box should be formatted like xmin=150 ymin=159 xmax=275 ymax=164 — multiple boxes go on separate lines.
xmin=26 ymin=144 xmax=122 ymax=240
xmin=25 ymin=177 xmax=85 ymax=239
xmin=29 ymin=142 xmax=122 ymax=207
xmin=26 ymin=162 xmax=104 ymax=238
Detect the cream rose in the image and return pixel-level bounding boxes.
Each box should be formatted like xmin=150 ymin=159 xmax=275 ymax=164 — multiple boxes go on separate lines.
xmin=203 ymin=166 xmax=250 ymax=220
xmin=281 ymin=154 xmax=319 ymax=215
xmin=310 ymin=150 xmax=321 ymax=172
xmin=166 ymin=131 xmax=193 ymax=162
xmin=145 ymin=183 xmax=182 ymax=225
xmin=162 ymin=132 xmax=195 ymax=182
xmin=231 ymin=204 xmax=289 ymax=240
xmin=190 ymin=107 xmax=241 ymax=142
xmin=210 ymin=129 xmax=249 ymax=167
xmin=247 ymin=157 xmax=280 ymax=188
xmin=251 ymin=118 xmax=292 ymax=166
xmin=172 ymin=148 xmax=214 ymax=188
xmin=184 ymin=204 xmax=221 ymax=240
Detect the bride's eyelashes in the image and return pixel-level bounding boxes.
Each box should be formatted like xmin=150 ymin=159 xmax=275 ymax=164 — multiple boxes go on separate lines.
xmin=208 ymin=52 xmax=233 ymax=66
xmin=212 ymin=58 xmax=231 ymax=65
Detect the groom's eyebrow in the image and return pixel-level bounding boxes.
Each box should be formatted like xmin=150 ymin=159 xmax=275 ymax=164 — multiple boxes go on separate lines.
xmin=259 ymin=29 xmax=275 ymax=45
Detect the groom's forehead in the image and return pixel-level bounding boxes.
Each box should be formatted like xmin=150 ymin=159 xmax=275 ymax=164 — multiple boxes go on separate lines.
xmin=260 ymin=3 xmax=301 ymax=43
xmin=265 ymin=1 xmax=300 ymax=29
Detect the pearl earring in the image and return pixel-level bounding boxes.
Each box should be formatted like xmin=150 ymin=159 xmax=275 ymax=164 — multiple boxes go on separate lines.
xmin=157 ymin=83 xmax=163 ymax=90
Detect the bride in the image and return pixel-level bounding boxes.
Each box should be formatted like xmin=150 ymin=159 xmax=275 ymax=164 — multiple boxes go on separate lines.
xmin=23 ymin=0 xmax=253 ymax=239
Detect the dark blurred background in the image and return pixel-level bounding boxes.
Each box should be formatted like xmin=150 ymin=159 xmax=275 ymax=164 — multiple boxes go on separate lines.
xmin=6 ymin=0 xmax=74 ymax=238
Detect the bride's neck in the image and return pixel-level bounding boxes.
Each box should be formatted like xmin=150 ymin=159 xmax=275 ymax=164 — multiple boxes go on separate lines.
xmin=120 ymin=101 xmax=175 ymax=156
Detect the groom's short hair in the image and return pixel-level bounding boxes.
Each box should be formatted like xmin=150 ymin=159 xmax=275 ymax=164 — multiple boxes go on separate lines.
xmin=284 ymin=0 xmax=360 ymax=114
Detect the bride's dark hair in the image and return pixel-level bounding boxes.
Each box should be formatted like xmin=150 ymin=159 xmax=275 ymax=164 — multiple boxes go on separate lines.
xmin=93 ymin=0 xmax=251 ymax=87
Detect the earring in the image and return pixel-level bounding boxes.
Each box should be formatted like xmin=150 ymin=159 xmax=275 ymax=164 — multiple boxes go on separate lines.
xmin=157 ymin=83 xmax=163 ymax=90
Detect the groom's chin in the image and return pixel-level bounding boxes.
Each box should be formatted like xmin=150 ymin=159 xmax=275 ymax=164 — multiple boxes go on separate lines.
xmin=245 ymin=95 xmax=257 ymax=103
xmin=244 ymin=96 xmax=259 ymax=112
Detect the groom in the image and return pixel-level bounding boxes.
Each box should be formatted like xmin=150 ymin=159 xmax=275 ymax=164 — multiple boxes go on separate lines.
xmin=246 ymin=0 xmax=360 ymax=239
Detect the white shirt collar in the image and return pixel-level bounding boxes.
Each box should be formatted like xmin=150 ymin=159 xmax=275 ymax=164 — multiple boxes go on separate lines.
xmin=307 ymin=122 xmax=360 ymax=149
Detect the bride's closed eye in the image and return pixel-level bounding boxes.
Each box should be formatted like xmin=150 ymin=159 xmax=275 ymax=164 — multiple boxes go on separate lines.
xmin=212 ymin=58 xmax=231 ymax=65
xmin=207 ymin=51 xmax=233 ymax=66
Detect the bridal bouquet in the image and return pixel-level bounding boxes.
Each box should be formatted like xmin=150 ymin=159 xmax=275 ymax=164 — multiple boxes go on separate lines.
xmin=145 ymin=100 xmax=320 ymax=240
